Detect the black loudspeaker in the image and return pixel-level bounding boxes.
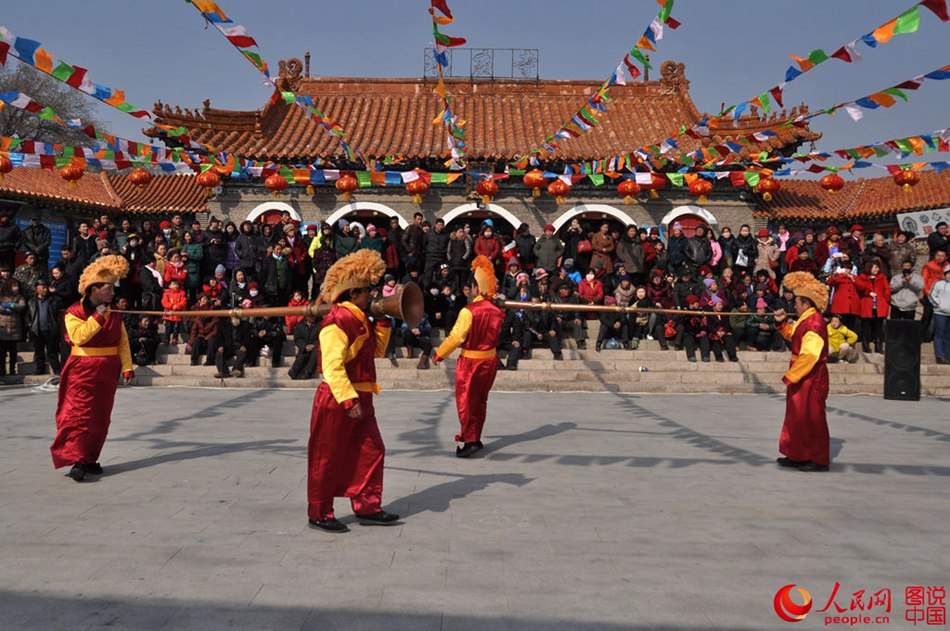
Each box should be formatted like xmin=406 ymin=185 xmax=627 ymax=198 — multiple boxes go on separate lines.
xmin=884 ymin=319 xmax=921 ymax=401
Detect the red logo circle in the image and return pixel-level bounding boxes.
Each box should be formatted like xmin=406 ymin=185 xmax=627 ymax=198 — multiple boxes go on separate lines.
xmin=774 ymin=584 xmax=813 ymax=623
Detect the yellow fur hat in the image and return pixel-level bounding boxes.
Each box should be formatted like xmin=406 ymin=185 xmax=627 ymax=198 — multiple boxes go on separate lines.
xmin=471 ymin=255 xmax=497 ymax=296
xmin=78 ymin=255 xmax=130 ymax=295
xmin=321 ymin=249 xmax=386 ymax=302
xmin=782 ymin=271 xmax=829 ymax=312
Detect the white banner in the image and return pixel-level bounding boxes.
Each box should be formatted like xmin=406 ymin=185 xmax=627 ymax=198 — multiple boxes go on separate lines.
xmin=896 ymin=208 xmax=950 ymax=238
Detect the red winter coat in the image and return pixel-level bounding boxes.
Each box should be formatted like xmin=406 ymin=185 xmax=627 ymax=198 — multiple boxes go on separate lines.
xmin=578 ymin=279 xmax=604 ymax=304
xmin=474 ymin=235 xmax=502 ymax=261
xmin=826 ymin=272 xmax=861 ymax=316
xmin=161 ymin=288 xmax=188 ymax=322
xmin=163 ymin=262 xmax=187 ymax=286
xmin=855 ymin=273 xmax=891 ymax=318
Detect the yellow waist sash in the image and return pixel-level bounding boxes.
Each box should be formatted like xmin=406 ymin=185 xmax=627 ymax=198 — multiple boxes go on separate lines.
xmin=351 ymin=381 xmax=381 ymax=394
xmin=71 ymin=346 xmax=118 ymax=357
xmin=460 ymin=348 xmax=496 ymax=359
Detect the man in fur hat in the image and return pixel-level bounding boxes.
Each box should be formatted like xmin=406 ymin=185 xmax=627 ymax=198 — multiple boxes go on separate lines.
xmin=50 ymin=255 xmax=134 ymax=482
xmin=773 ymin=272 xmax=832 ymax=472
xmin=432 ymin=256 xmax=506 ymax=458
xmin=307 ymin=249 xmax=399 ymax=532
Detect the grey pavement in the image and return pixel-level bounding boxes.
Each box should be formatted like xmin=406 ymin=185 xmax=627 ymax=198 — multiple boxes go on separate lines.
xmin=0 ymin=385 xmax=947 ymax=631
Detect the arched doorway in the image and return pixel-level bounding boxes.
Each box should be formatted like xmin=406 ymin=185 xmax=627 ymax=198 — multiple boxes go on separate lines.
xmin=325 ymin=202 xmax=408 ymax=231
xmin=246 ymin=201 xmax=301 ymax=225
xmin=660 ymin=205 xmax=718 ymax=238
xmin=440 ymin=203 xmax=521 ymax=240
xmin=550 ymin=204 xmax=638 ymax=234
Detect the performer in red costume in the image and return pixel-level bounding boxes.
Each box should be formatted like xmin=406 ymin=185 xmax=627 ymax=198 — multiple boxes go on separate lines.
xmin=773 ymin=271 xmax=831 ymax=472
xmin=307 ymin=249 xmax=399 ymax=533
xmin=432 ymin=256 xmax=505 ymax=458
xmin=51 ymin=255 xmax=134 ymax=481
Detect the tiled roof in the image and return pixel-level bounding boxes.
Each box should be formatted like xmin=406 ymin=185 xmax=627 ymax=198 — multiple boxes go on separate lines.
xmin=0 ymin=168 xmax=206 ymax=214
xmin=107 ymin=172 xmax=208 ymax=214
xmin=150 ymin=60 xmax=818 ymax=164
xmin=0 ymin=168 xmax=123 ymax=210
xmin=755 ymin=170 xmax=950 ymax=221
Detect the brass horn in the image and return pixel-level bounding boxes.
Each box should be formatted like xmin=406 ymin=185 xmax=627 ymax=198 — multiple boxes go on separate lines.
xmin=368 ymin=281 xmax=424 ymax=326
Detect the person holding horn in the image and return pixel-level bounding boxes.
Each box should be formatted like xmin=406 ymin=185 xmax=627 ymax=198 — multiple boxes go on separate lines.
xmin=307 ymin=249 xmax=400 ymax=533
xmin=773 ymin=271 xmax=831 ymax=472
xmin=432 ymin=255 xmax=505 ymax=458
xmin=51 ymin=255 xmax=135 ymax=482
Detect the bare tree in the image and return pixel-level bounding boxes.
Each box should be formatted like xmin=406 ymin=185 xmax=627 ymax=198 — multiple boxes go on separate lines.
xmin=0 ymin=63 xmax=110 ymax=147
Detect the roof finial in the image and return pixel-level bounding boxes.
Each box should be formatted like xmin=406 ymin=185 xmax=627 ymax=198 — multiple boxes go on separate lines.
xmin=305 ymin=50 xmax=311 ymax=79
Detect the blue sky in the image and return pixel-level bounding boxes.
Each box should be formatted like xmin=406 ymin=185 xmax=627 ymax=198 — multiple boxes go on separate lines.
xmin=3 ymin=1 xmax=949 ymax=174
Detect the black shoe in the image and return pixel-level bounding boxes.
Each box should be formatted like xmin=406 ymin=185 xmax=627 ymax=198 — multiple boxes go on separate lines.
xmin=687 ymin=356 xmax=697 ymax=363
xmin=796 ymin=462 xmax=830 ymax=472
xmin=553 ymin=354 xmax=564 ymax=361
xmin=356 ymin=510 xmax=401 ymax=525
xmin=67 ymin=463 xmax=86 ymax=482
xmin=456 ymin=442 xmax=484 ymax=458
xmin=505 ymin=363 xmax=518 ymax=371
xmin=308 ymin=518 xmax=349 ymax=533
xmin=729 ymin=356 xmax=739 ymax=362
xmin=776 ymin=456 xmax=809 ymax=468
xmin=595 ymin=342 xmax=602 ymax=353
xmin=701 ymin=355 xmax=710 ymax=363
xmin=86 ymin=462 xmax=103 ymax=475
xmin=576 ymin=341 xmax=586 ymax=350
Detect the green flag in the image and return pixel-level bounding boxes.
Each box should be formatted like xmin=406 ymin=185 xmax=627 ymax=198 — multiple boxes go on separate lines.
xmin=894 ymin=6 xmax=921 ymax=34
xmin=356 ymin=171 xmax=371 ymax=188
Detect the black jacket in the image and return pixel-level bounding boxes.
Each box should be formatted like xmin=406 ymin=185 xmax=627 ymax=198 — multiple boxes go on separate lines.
xmin=292 ymin=319 xmax=320 ymax=353
xmin=424 ymin=229 xmax=450 ymax=264
xmin=20 ymin=223 xmax=52 ymax=259
xmin=27 ymin=295 xmax=61 ymax=338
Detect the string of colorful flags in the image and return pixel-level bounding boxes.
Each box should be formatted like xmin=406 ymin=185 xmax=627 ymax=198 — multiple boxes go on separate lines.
xmin=185 ymin=0 xmax=360 ymax=165
xmin=515 ymin=0 xmax=679 ymax=167
xmin=719 ymin=0 xmax=950 ymax=121
xmin=429 ymin=0 xmax=468 ymax=170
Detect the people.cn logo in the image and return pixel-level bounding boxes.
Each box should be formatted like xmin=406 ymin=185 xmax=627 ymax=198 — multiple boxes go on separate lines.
xmin=774 ymin=584 xmax=813 ymax=623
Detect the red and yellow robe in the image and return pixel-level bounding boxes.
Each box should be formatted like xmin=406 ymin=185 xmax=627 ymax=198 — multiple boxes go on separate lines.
xmin=777 ymin=307 xmax=830 ymax=466
xmin=435 ymin=296 xmax=505 ymax=443
xmin=50 ymin=300 xmax=134 ymax=469
xmin=307 ymin=302 xmax=391 ymax=522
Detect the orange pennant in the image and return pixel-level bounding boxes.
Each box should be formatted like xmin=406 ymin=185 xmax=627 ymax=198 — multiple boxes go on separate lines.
xmin=872 ymin=18 xmax=898 ymax=43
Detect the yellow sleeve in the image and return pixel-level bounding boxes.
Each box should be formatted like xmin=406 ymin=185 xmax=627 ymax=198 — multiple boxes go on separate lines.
xmin=842 ymin=325 xmax=858 ymax=346
xmin=784 ymin=330 xmax=824 ymax=384
xmin=436 ymin=307 xmax=473 ymax=359
xmin=778 ymin=320 xmax=794 ymax=341
xmin=118 ymin=320 xmax=134 ymax=374
xmin=64 ymin=309 xmax=105 ymax=346
xmin=319 ymin=323 xmax=359 ymax=405
xmin=374 ymin=322 xmax=392 ymax=358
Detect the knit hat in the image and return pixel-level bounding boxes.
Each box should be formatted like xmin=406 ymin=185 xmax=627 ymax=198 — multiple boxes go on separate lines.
xmin=439 ymin=262 xmax=450 ymax=270
xmin=159 ymin=220 xmax=172 ymax=230
xmin=826 ymin=226 xmax=839 ymax=237
xmin=651 ymin=268 xmax=664 ymax=276
xmin=804 ymin=228 xmax=814 ymax=236
xmin=850 ymin=224 xmax=864 ymax=232
xmin=367 ymin=224 xmax=376 ymax=233
xmin=214 ymin=264 xmax=226 ymax=275
xmin=703 ymin=278 xmax=716 ymax=288
xmin=248 ymin=281 xmax=259 ymax=290
xmin=699 ymin=265 xmax=713 ymax=277
xmin=757 ymin=228 xmax=769 ymax=238
xmin=78 ymin=255 xmax=129 ymax=295
xmin=672 ymin=222 xmax=683 ymax=232
xmin=306 ymin=224 xmax=318 ymax=231
xmin=790 ymin=232 xmax=804 ymax=242
xmin=649 ymin=227 xmax=660 ymax=236
xmin=563 ymin=258 xmax=574 ymax=269
xmin=321 ymin=249 xmax=386 ymax=302
xmin=483 ymin=218 xmax=494 ymax=228
xmin=782 ymin=271 xmax=830 ymax=311
xmin=516 ymin=272 xmax=529 ymax=283
xmin=604 ymin=296 xmax=617 ymax=306
xmin=619 ymin=274 xmax=631 ymax=283
xmin=710 ymin=295 xmax=723 ymax=305
xmin=544 ymin=224 xmax=555 ymax=232
xmin=755 ymin=298 xmax=768 ymax=309
xmin=338 ymin=219 xmax=349 ymax=228
xmin=685 ymin=294 xmax=699 ymax=306
xmin=507 ymin=258 xmax=520 ymax=268
xmin=534 ymin=267 xmax=548 ymax=280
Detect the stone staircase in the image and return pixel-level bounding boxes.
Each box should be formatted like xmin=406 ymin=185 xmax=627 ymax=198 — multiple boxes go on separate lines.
xmin=5 ymin=327 xmax=949 ymax=395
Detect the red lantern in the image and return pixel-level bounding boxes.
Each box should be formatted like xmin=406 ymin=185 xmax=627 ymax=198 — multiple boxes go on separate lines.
xmin=640 ymin=172 xmax=667 ymax=199
xmin=617 ymin=179 xmax=640 ymax=205
xmin=336 ymin=174 xmax=359 ymax=202
xmin=476 ymin=178 xmax=499 ymax=205
xmin=196 ymin=170 xmax=221 ymax=197
xmin=265 ymin=173 xmax=289 ymax=198
xmin=0 ymin=154 xmax=12 ymax=181
xmin=819 ymin=173 xmax=845 ymax=194
xmin=894 ymin=169 xmax=920 ymax=192
xmin=524 ymin=170 xmax=548 ymax=197
xmin=756 ymin=177 xmax=780 ymax=202
xmin=547 ymin=179 xmax=571 ymax=205
xmin=406 ymin=178 xmax=430 ymax=204
xmin=128 ymin=167 xmax=154 ymax=191
xmin=688 ymin=178 xmax=713 ymax=206
xmin=60 ymin=164 xmax=84 ymax=189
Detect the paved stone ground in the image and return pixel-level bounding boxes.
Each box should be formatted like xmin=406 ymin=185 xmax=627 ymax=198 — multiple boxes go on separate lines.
xmin=0 ymin=385 xmax=947 ymax=631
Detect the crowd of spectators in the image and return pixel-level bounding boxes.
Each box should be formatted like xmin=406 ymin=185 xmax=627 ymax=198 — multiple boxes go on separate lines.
xmin=1 ymin=209 xmax=949 ymax=380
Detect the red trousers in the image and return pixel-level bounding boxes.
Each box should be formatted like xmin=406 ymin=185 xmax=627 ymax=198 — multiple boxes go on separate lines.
xmin=454 ymin=356 xmax=498 ymax=443
xmin=51 ymin=355 xmax=120 ymax=469
xmin=780 ymin=364 xmax=831 ymax=466
xmin=307 ymin=384 xmax=384 ymax=521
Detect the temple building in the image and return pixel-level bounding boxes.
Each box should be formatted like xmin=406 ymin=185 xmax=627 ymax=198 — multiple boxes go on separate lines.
xmin=146 ymin=59 xmax=820 ymax=237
